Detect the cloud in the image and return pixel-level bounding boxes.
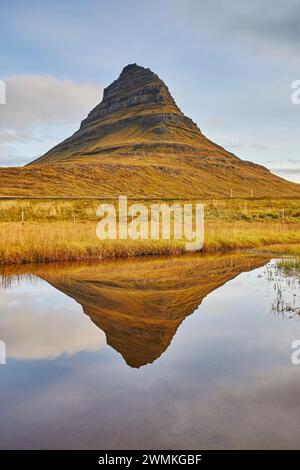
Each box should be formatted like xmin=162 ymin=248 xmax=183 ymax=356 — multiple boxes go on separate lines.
xmin=0 ymin=278 xmax=106 ymax=360
xmin=227 ymin=141 xmax=269 ymax=152
xmin=269 ymin=167 xmax=300 ymax=183
xmin=0 ymin=74 xmax=101 ymax=166
xmin=174 ymin=0 xmax=300 ymax=61
xmin=0 ymin=129 xmax=40 ymax=144
xmin=270 ymin=168 xmax=300 ymax=175
xmin=268 ymin=158 xmax=300 ymax=176
xmin=0 ymin=144 xmax=31 ymax=166
xmin=1 ymin=74 xmax=101 ymax=130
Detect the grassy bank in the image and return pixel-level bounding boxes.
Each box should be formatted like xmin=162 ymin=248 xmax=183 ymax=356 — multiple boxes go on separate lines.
xmin=0 ymin=198 xmax=299 ymax=265
xmin=0 ymin=219 xmax=299 ymax=265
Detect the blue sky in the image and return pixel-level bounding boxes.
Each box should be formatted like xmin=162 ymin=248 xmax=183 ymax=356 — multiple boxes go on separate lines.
xmin=0 ymin=0 xmax=299 ymax=181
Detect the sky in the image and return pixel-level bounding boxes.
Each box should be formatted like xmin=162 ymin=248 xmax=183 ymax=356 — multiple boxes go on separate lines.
xmin=0 ymin=0 xmax=299 ymax=182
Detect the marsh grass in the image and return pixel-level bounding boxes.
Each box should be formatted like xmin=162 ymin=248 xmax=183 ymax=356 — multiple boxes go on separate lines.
xmin=0 ymin=221 xmax=188 ymax=264
xmin=277 ymin=257 xmax=300 ymax=275
xmin=0 ymin=198 xmax=299 ymax=264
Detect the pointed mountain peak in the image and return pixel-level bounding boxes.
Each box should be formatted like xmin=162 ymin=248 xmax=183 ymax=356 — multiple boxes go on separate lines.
xmin=119 ymin=63 xmax=146 ymax=77
xmin=116 ymin=63 xmax=159 ymax=84
xmin=80 ymin=63 xmax=179 ymax=127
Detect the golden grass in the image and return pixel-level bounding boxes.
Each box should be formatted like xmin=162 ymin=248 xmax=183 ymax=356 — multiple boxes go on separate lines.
xmin=0 ymin=198 xmax=299 ymax=265
xmin=257 ymin=243 xmax=300 ymax=256
xmin=0 ymin=222 xmax=186 ymax=264
xmin=1 ymin=154 xmax=300 ymax=199
xmin=0 ymin=219 xmax=299 ymax=265
xmin=0 ymin=197 xmax=299 ymax=222
xmin=204 ymin=221 xmax=300 ymax=251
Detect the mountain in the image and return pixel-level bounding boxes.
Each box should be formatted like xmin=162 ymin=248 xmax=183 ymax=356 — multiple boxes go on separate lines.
xmin=33 ymin=253 xmax=269 ymax=368
xmin=30 ymin=63 xmax=241 ymax=166
xmin=1 ymin=63 xmax=299 ymax=197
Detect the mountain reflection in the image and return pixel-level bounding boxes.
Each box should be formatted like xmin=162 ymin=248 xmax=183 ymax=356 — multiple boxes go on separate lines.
xmin=21 ymin=253 xmax=269 ymax=368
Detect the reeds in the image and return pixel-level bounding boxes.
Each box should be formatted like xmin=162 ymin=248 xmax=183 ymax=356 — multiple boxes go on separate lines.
xmin=0 ymin=218 xmax=299 ymax=264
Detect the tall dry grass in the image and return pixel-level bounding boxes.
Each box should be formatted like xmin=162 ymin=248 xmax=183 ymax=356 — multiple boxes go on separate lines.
xmin=0 ymin=218 xmax=299 ymax=264
xmin=0 ymin=198 xmax=300 ymax=264
xmin=0 ymin=197 xmax=300 ymax=222
xmin=0 ymin=222 xmax=186 ymax=264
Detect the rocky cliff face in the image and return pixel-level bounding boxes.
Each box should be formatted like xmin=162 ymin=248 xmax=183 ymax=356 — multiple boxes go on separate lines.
xmin=30 ymin=63 xmax=239 ymax=165
xmin=81 ymin=63 xmax=180 ymax=124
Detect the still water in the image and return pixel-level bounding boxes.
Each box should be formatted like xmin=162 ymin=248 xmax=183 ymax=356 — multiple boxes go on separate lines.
xmin=0 ymin=253 xmax=299 ymax=449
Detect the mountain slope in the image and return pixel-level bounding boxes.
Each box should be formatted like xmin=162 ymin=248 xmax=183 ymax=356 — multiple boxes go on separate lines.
xmin=30 ymin=63 xmax=240 ymax=166
xmin=1 ymin=63 xmax=299 ymax=197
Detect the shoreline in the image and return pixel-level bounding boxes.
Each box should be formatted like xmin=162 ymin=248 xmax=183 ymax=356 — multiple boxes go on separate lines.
xmin=0 ymin=236 xmax=299 ymax=266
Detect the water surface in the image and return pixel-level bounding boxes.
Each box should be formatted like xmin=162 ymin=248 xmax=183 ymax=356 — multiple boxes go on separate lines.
xmin=0 ymin=253 xmax=299 ymax=449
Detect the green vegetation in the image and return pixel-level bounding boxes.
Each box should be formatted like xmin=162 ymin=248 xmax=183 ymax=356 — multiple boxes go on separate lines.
xmin=277 ymin=257 xmax=300 ymax=275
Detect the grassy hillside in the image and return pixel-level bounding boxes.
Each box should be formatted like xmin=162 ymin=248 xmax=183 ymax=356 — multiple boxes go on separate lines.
xmin=1 ymin=154 xmax=300 ymax=198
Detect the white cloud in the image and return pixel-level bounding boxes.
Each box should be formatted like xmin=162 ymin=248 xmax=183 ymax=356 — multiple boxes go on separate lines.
xmin=1 ymin=74 xmax=101 ymax=129
xmin=269 ymin=167 xmax=300 ymax=183
xmin=173 ymin=0 xmax=300 ymax=62
xmin=0 ymin=279 xmax=106 ymax=360
xmin=0 ymin=75 xmax=101 ymax=166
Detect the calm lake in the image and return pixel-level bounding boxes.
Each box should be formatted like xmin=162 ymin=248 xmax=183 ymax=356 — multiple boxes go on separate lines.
xmin=0 ymin=253 xmax=299 ymax=449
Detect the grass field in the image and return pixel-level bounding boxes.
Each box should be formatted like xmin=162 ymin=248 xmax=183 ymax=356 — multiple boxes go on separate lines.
xmin=0 ymin=198 xmax=299 ymax=264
